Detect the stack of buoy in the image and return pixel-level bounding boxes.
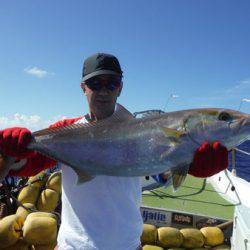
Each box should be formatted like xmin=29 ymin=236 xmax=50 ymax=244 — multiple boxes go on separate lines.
xmin=0 ymin=170 xmax=61 ymax=249
xmin=22 ymin=212 xmax=58 ymax=249
xmin=141 ymin=223 xmax=230 ymax=249
xmin=1 ymin=171 xmax=232 ymax=249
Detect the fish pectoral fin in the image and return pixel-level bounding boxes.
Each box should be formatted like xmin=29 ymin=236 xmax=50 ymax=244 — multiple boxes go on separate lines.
xmin=112 ymin=103 xmax=135 ymax=121
xmin=160 ymin=146 xmax=176 ymax=160
xmin=161 ymin=127 xmax=186 ymax=141
xmin=170 ymin=165 xmax=189 ymax=191
xmin=73 ymin=168 xmax=94 ymax=185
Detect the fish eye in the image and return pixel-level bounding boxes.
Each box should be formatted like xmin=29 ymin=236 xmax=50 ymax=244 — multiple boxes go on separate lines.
xmin=218 ymin=112 xmax=232 ymax=121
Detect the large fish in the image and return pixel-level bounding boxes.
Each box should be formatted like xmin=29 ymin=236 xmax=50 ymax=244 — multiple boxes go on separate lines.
xmin=22 ymin=104 xmax=250 ymax=189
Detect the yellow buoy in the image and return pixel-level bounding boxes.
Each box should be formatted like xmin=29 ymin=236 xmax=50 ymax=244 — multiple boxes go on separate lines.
xmin=31 ymin=242 xmax=57 ymax=250
xmin=0 ymin=214 xmax=24 ymax=248
xmin=191 ymin=248 xmax=207 ymax=250
xmin=23 ymin=213 xmax=58 ymax=245
xmin=167 ymin=248 xmax=186 ymax=250
xmin=2 ymin=239 xmax=30 ymax=250
xmin=27 ymin=211 xmax=58 ymax=220
xmin=28 ymin=171 xmax=48 ymax=188
xmin=37 ymin=188 xmax=60 ymax=212
xmin=157 ymin=227 xmax=183 ymax=248
xmin=46 ymin=171 xmax=62 ymax=193
xmin=16 ymin=203 xmax=36 ymax=220
xmin=142 ymin=245 xmax=164 ymax=250
xmin=141 ymin=224 xmax=158 ymax=245
xmin=180 ymin=228 xmax=204 ymax=249
xmin=211 ymin=244 xmax=230 ymax=249
xmin=18 ymin=185 xmax=41 ymax=205
xmin=200 ymin=227 xmax=224 ymax=246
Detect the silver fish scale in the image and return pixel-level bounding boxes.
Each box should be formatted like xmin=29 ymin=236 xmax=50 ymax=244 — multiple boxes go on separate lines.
xmin=32 ymin=122 xmax=174 ymax=176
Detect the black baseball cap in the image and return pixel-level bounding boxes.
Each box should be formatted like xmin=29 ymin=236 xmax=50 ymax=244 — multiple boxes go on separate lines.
xmin=82 ymin=53 xmax=123 ymax=82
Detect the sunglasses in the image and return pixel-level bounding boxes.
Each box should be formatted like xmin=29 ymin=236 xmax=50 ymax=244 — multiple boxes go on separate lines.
xmin=85 ymin=77 xmax=121 ymax=91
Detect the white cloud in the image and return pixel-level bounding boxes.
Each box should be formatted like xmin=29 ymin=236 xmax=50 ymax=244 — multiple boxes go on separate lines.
xmin=0 ymin=114 xmax=67 ymax=132
xmin=225 ymin=78 xmax=250 ymax=94
xmin=242 ymin=98 xmax=250 ymax=102
xmin=24 ymin=66 xmax=53 ymax=78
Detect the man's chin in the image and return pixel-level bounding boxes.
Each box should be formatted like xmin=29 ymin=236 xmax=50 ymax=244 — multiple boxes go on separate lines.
xmin=96 ymin=100 xmax=113 ymax=106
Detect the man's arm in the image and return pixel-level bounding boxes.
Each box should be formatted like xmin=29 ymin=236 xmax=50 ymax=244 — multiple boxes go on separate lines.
xmin=8 ymin=151 xmax=56 ymax=177
xmin=0 ymin=117 xmax=82 ymax=177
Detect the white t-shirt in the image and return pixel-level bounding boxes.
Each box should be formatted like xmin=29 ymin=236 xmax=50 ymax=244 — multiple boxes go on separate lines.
xmin=57 ymin=117 xmax=143 ymax=250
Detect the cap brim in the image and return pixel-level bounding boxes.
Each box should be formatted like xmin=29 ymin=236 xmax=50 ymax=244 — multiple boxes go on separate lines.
xmin=82 ymin=70 xmax=122 ymax=82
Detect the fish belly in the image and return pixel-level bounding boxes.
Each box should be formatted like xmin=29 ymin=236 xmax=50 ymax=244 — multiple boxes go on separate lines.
xmin=34 ymin=136 xmax=172 ymax=176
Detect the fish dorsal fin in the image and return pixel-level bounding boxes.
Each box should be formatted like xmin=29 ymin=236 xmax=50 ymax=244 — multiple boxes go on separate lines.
xmin=31 ymin=103 xmax=134 ymax=141
xmin=109 ymin=103 xmax=134 ymax=122
xmin=134 ymin=110 xmax=164 ymax=119
xmin=170 ymin=165 xmax=189 ymax=191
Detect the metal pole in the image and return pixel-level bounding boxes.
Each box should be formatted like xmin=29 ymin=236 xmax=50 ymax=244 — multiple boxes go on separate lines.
xmin=231 ymin=149 xmax=237 ymax=176
xmin=238 ymin=100 xmax=243 ymax=111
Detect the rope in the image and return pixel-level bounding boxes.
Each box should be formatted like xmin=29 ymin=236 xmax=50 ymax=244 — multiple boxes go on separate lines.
xmin=234 ymin=147 xmax=250 ymax=156
xmin=224 ymin=170 xmax=242 ymax=205
xmin=3 ymin=177 xmax=61 ymax=226
xmin=0 ymin=202 xmax=7 ymax=219
xmin=9 ymin=191 xmax=61 ymax=226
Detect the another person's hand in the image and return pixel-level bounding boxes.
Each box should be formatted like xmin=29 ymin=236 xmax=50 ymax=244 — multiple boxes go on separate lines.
xmin=189 ymin=141 xmax=228 ymax=178
xmin=151 ymin=174 xmax=169 ymax=184
xmin=0 ymin=127 xmax=33 ymax=158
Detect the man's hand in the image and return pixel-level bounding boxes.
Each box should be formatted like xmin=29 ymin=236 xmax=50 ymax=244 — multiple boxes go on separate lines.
xmin=0 ymin=127 xmax=33 ymax=158
xmin=0 ymin=154 xmax=17 ymax=181
xmin=189 ymin=141 xmax=228 ymax=178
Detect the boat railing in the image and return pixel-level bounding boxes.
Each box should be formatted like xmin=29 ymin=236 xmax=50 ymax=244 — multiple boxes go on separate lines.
xmin=230 ymin=147 xmax=250 ymax=177
xmin=219 ymin=147 xmax=250 ymax=206
xmin=234 ymin=147 xmax=250 ymax=156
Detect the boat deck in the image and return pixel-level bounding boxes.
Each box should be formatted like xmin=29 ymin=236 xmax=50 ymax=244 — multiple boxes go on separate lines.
xmin=142 ymin=175 xmax=235 ymax=220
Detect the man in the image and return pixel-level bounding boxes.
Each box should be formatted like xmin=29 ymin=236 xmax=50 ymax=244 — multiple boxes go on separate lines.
xmin=0 ymin=53 xmax=228 ymax=250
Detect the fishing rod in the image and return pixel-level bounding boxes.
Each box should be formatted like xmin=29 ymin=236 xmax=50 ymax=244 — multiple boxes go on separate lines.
xmin=133 ymin=93 xmax=179 ymax=118
xmin=163 ymin=94 xmax=179 ymax=112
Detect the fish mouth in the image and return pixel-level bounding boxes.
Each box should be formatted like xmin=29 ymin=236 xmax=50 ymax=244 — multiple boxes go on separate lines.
xmin=241 ymin=117 xmax=250 ymax=127
xmin=229 ymin=117 xmax=250 ymax=135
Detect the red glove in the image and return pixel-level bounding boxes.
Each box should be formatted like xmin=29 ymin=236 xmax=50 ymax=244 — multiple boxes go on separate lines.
xmin=9 ymin=151 xmax=57 ymax=177
xmin=189 ymin=141 xmax=228 ymax=178
xmin=0 ymin=127 xmax=33 ymax=158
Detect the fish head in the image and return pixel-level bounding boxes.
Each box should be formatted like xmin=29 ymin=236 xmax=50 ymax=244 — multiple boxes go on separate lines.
xmin=184 ymin=108 xmax=250 ymax=149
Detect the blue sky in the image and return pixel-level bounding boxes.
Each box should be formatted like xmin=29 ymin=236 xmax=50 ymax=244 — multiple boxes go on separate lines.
xmin=0 ymin=0 xmax=250 ymax=130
